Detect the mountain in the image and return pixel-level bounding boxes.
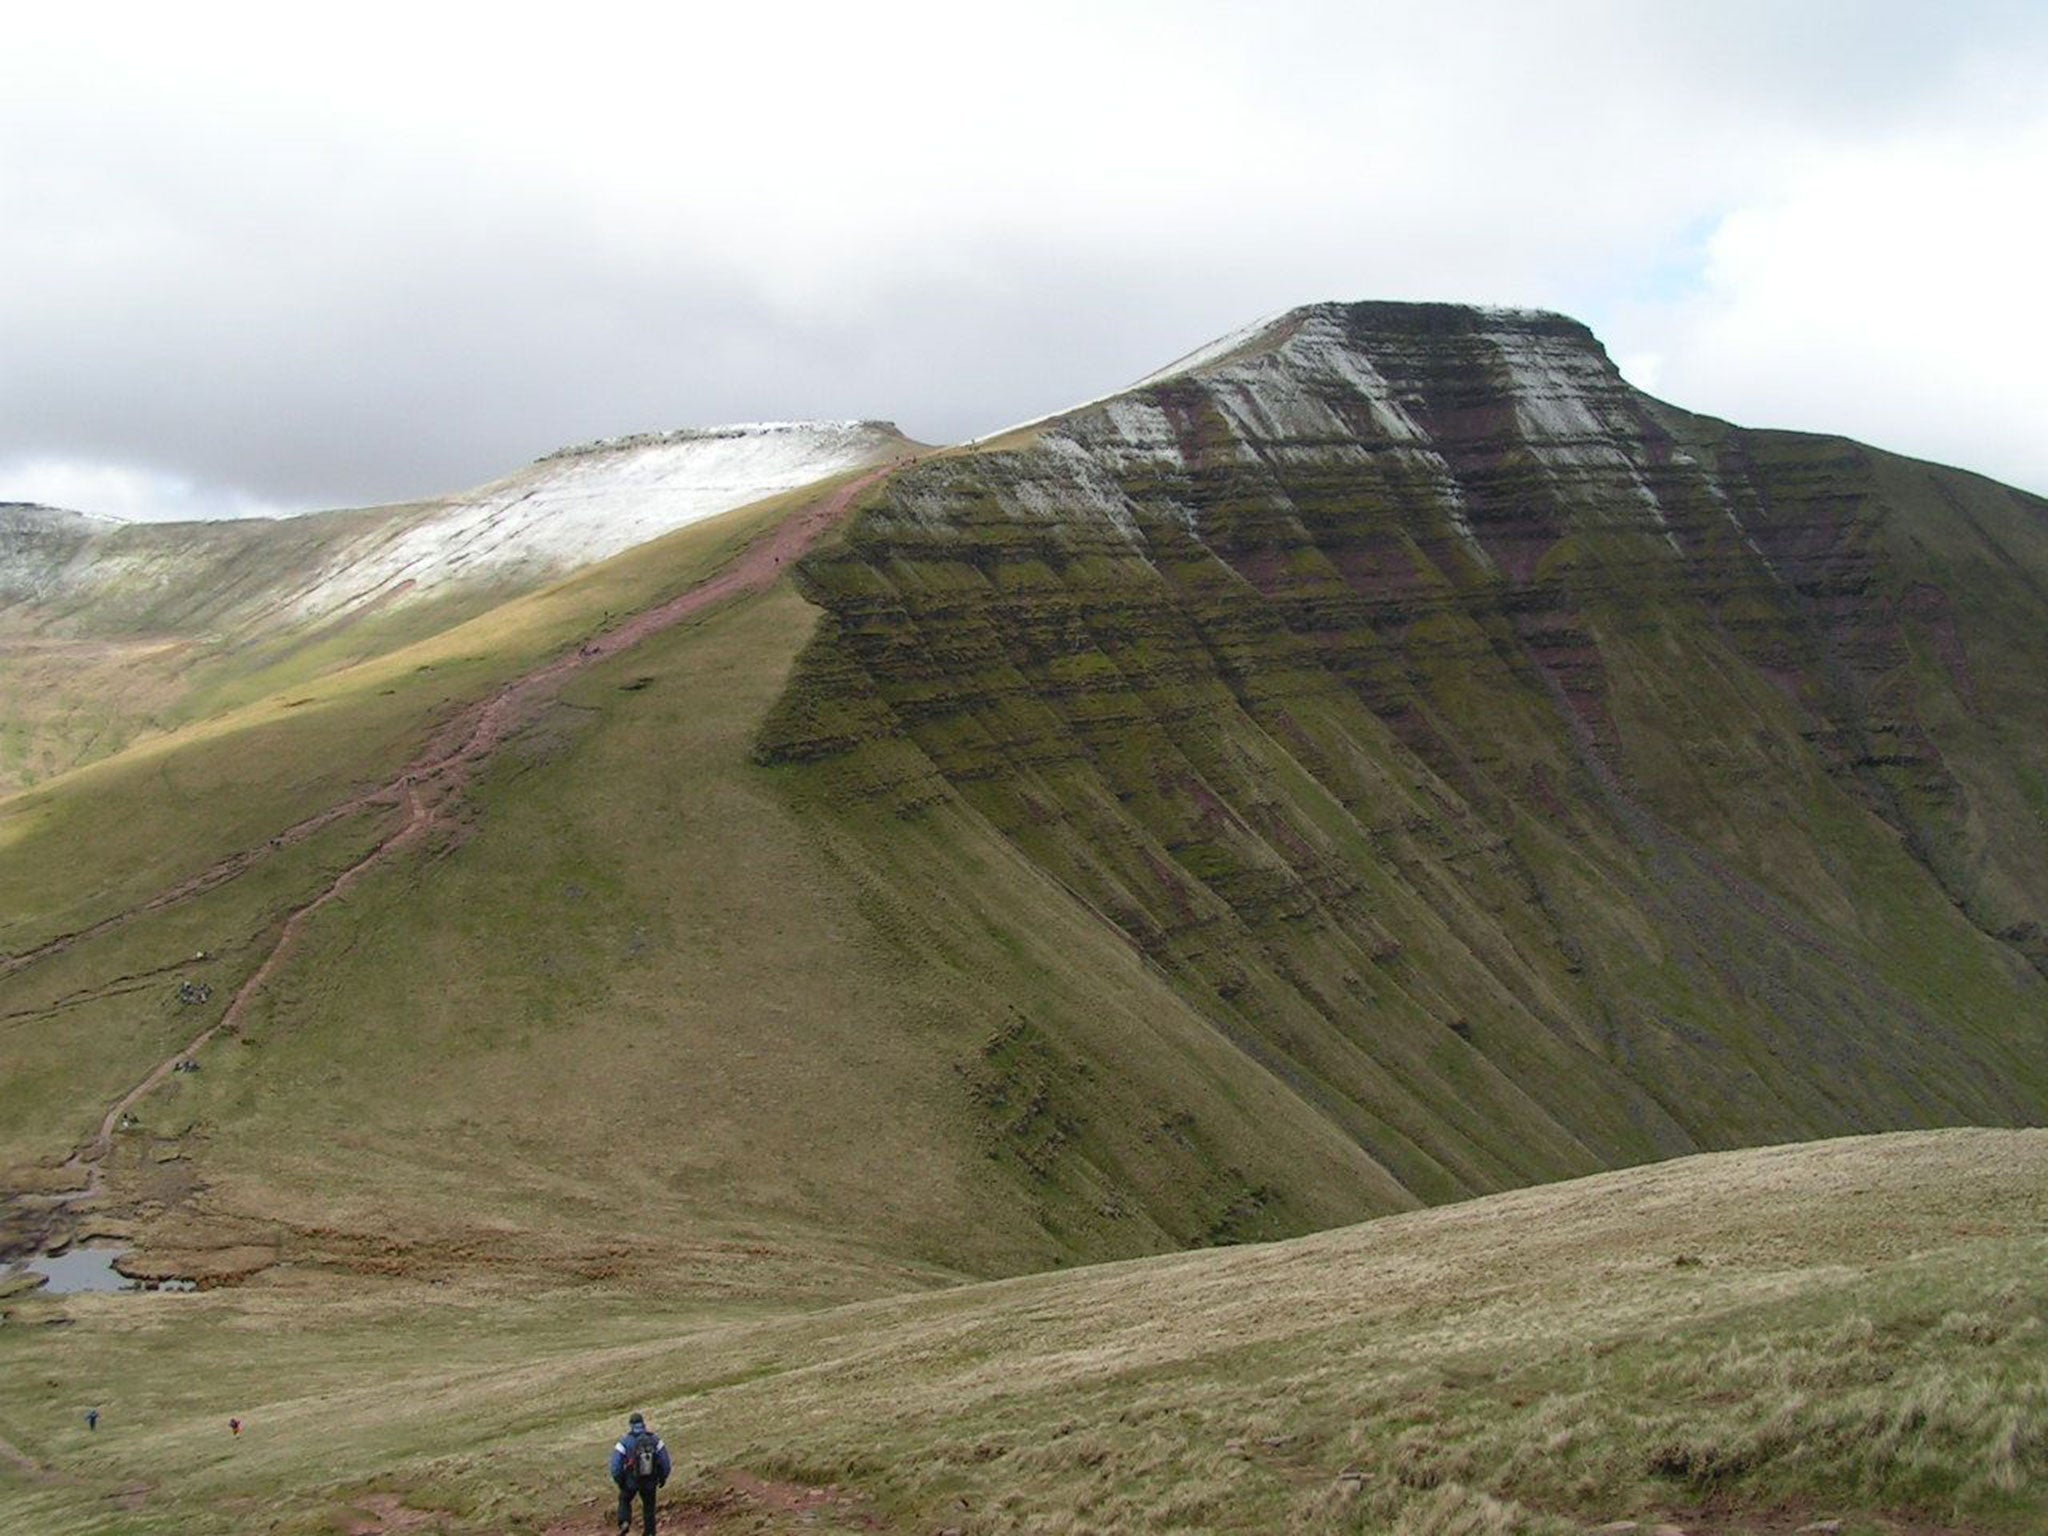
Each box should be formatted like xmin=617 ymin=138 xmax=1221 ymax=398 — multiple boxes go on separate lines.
xmin=0 ymin=420 xmax=911 ymax=791
xmin=2 ymin=301 xmax=2045 ymax=1299
xmin=759 ymin=301 xmax=2048 ymax=1192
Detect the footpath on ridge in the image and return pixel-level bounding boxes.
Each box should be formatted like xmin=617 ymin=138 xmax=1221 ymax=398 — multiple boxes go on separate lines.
xmin=2 ymin=462 xmax=903 ymax=1238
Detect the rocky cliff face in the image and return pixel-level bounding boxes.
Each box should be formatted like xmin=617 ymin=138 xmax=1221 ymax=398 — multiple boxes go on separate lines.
xmin=762 ymin=301 xmax=2048 ymax=1206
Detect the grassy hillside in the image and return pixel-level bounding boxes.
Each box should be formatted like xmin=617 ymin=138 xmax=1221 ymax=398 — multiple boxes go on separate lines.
xmin=4 ymin=463 xmax=1416 ymax=1293
xmin=3 ymin=1129 xmax=2042 ymax=1534
xmin=1 ymin=483 xmax=954 ymax=1255
xmin=3 ymin=302 xmax=2046 ymax=1533
xmin=9 ymin=302 xmax=2048 ymax=1299
xmin=50 ymin=566 xmax=1410 ymax=1288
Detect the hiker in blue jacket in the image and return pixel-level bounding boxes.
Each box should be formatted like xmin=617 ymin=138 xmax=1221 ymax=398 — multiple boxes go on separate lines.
xmin=609 ymin=1411 xmax=671 ymax=1535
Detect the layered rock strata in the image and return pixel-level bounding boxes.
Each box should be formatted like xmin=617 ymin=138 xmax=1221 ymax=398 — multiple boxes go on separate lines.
xmin=761 ymin=302 xmax=2048 ymax=1208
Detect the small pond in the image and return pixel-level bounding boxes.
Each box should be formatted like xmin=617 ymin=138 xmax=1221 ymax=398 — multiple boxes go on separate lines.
xmin=5 ymin=1245 xmax=200 ymax=1295
xmin=20 ymin=1245 xmax=136 ymax=1293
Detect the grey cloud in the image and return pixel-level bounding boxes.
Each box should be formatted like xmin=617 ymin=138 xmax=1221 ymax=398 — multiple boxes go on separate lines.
xmin=5 ymin=1 xmax=2047 ymax=517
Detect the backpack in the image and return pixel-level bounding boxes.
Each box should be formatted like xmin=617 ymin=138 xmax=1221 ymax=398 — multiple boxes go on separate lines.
xmin=630 ymin=1432 xmax=658 ymax=1484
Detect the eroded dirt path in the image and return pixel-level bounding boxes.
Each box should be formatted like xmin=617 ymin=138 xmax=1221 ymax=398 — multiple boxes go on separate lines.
xmin=539 ymin=1470 xmax=880 ymax=1535
xmin=10 ymin=464 xmax=900 ymax=1221
xmin=0 ymin=1428 xmax=54 ymax=1482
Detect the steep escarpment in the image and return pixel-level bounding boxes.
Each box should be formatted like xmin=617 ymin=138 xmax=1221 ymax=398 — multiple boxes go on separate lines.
xmin=1707 ymin=430 xmax=2048 ymax=975
xmin=761 ymin=301 xmax=2048 ymax=1211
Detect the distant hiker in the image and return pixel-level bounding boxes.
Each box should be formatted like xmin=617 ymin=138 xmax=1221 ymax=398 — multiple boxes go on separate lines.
xmin=229 ymin=1417 xmax=241 ymax=1436
xmin=86 ymin=1408 xmax=98 ymax=1432
xmin=609 ymin=1411 xmax=671 ymax=1535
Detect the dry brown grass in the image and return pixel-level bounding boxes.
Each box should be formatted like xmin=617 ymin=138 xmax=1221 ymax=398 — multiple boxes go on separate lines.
xmin=3 ymin=1129 xmax=2042 ymax=1534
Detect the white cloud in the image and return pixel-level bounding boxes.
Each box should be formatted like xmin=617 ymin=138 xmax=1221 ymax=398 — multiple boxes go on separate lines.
xmin=1615 ymin=353 xmax=1665 ymax=394
xmin=1606 ymin=109 xmax=2048 ymax=492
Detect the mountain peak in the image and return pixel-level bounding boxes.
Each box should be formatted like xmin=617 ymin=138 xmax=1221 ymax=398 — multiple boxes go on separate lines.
xmin=965 ymin=300 xmax=1627 ymax=456
xmin=1032 ymin=297 xmax=1635 ymax=484
xmin=1133 ymin=300 xmax=1602 ymax=389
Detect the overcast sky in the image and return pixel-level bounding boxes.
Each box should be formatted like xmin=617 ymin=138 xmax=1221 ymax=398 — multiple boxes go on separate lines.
xmin=4 ymin=0 xmax=2046 ymax=521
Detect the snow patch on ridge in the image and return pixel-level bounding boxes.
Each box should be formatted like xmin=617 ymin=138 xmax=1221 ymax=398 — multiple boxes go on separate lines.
xmin=0 ymin=501 xmax=129 ymax=530
xmin=1018 ymin=438 xmax=1150 ymax=546
xmin=537 ymin=421 xmax=885 ymax=462
xmin=1095 ymin=399 xmax=1188 ymax=467
xmin=288 ymin=421 xmax=901 ymax=619
xmin=1475 ymin=324 xmax=1698 ymax=556
xmin=1482 ymin=326 xmax=1630 ymax=443
xmin=1130 ymin=309 xmax=1294 ymax=388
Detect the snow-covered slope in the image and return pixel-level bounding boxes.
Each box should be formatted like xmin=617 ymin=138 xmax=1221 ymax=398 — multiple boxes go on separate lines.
xmin=0 ymin=503 xmax=127 ymax=604
xmin=964 ymin=313 xmax=1301 ymax=448
xmin=1001 ymin=302 xmax=1707 ymax=576
xmin=0 ymin=421 xmax=911 ymax=637
xmin=1127 ymin=306 xmax=1295 ymax=387
xmin=287 ymin=420 xmax=908 ymax=619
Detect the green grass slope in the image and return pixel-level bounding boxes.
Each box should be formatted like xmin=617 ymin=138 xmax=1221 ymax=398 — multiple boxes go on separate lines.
xmin=0 ymin=486 xmax=901 ymax=1246
xmin=4 ymin=468 xmax=1411 ymax=1293
xmin=3 ymin=1129 xmax=2042 ymax=1534
xmin=80 ymin=573 xmax=1411 ymax=1289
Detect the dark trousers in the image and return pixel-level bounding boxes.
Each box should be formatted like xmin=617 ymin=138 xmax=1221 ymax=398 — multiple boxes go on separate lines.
xmin=617 ymin=1481 xmax=657 ymax=1534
